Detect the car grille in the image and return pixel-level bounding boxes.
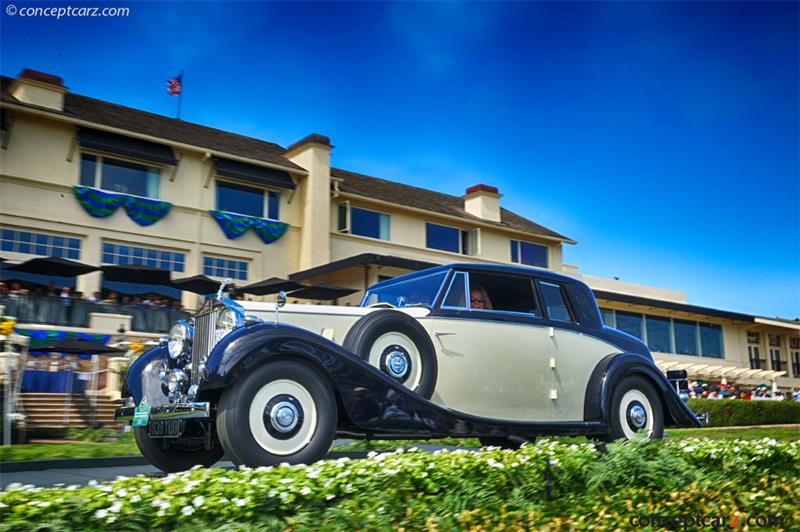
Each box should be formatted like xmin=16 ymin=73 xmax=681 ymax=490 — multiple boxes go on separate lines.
xmin=192 ymin=305 xmax=221 ymax=384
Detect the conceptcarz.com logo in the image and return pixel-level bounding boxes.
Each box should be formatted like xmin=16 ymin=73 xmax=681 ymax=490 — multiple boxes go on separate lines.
xmin=629 ymin=514 xmax=787 ymax=529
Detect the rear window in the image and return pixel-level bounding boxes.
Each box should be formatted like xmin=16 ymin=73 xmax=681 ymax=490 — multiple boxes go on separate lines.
xmin=538 ymin=281 xmax=574 ymax=322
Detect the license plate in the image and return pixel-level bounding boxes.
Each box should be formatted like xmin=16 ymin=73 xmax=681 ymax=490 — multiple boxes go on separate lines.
xmin=148 ymin=419 xmax=185 ymax=438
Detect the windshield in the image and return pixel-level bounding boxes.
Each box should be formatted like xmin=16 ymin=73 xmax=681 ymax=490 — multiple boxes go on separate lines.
xmin=361 ymin=271 xmax=447 ymax=308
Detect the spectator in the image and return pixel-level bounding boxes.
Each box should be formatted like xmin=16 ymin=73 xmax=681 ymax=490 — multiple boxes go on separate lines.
xmin=87 ymin=291 xmax=102 ymax=303
xmin=9 ymin=282 xmax=23 ymax=296
xmin=103 ymin=291 xmax=119 ymax=304
xmin=47 ymin=282 xmax=58 ymax=296
xmin=60 ymin=286 xmax=72 ymax=307
xmin=793 ymin=388 xmax=800 ymax=402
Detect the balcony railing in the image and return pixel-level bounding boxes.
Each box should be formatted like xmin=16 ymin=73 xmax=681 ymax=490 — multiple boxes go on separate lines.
xmin=1 ymin=295 xmax=191 ymax=333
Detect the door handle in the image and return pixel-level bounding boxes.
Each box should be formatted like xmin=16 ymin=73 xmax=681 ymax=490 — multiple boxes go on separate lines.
xmin=434 ymin=332 xmax=457 ymax=337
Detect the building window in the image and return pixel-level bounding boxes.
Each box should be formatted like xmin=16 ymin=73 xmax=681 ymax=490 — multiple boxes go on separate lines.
xmin=425 ymin=222 xmax=478 ymax=255
xmin=102 ymin=242 xmax=184 ymax=272
xmin=768 ymin=335 xmax=783 ymax=371
xmin=203 ymin=255 xmax=248 ymax=281
xmin=510 ymin=240 xmax=548 ymax=268
xmin=791 ymin=349 xmax=800 ymax=378
xmin=338 ymin=202 xmax=390 ymax=240
xmin=699 ymin=323 xmax=723 ymax=358
xmin=216 ymin=180 xmax=279 ymax=220
xmin=538 ymin=281 xmax=572 ymax=322
xmin=748 ymin=345 xmax=761 ymax=369
xmin=1 ymin=228 xmax=80 ymax=259
xmin=673 ymin=319 xmax=699 ymax=356
xmin=616 ymin=311 xmax=644 ymax=340
xmin=599 ymin=308 xmax=615 ymax=327
xmin=80 ymin=153 xmax=160 ymax=198
xmin=646 ymin=315 xmax=672 ymax=353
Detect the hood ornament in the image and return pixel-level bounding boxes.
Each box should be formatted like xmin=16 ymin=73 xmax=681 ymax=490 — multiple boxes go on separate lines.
xmin=274 ymin=290 xmax=287 ymax=324
xmin=216 ymin=278 xmax=234 ymax=300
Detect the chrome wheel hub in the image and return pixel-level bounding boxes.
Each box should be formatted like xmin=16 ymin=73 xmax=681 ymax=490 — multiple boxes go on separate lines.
xmin=628 ymin=403 xmax=647 ymax=429
xmin=384 ymin=350 xmax=409 ymax=379
xmin=269 ymin=400 xmax=299 ymax=433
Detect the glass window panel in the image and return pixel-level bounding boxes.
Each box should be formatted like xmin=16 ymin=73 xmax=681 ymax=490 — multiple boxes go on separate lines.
xmin=425 ymin=223 xmax=460 ymax=253
xmin=0 ymin=240 xmax=12 ymax=252
xmin=146 ymin=249 xmax=157 ymax=260
xmin=67 ymin=249 xmax=79 ymax=259
xmin=674 ymin=320 xmax=699 ymax=355
xmin=616 ymin=311 xmax=644 ymax=340
xmin=102 ymin=252 xmax=114 ymax=263
xmin=351 ymin=207 xmax=384 ymax=239
xmin=600 ymin=308 xmax=615 ymax=327
xmin=539 ymin=281 xmax=571 ymax=322
xmin=19 ymin=232 xmax=32 ymax=243
xmin=510 ymin=240 xmax=519 ymax=263
xmin=34 ymin=244 xmax=48 ymax=255
xmin=36 ymin=234 xmax=49 ymax=246
xmin=268 ymin=191 xmax=280 ymax=220
xmin=379 ymin=213 xmax=390 ymax=240
xmin=68 ymin=238 xmax=80 ymax=249
xmin=443 ymin=272 xmax=467 ymax=308
xmin=1 ymin=229 xmax=13 ymax=242
xmin=646 ymin=316 xmax=671 ymax=353
xmin=52 ymin=236 xmax=64 ymax=249
xmin=204 ymin=256 xmax=212 ymax=267
xmin=80 ymin=154 xmax=96 ymax=187
xmin=520 ymin=241 xmax=548 ymax=268
xmin=363 ymin=272 xmax=447 ymax=308
xmin=338 ymin=203 xmax=349 ymax=232
xmin=699 ymin=323 xmax=723 ymax=358
xmin=100 ymin=157 xmax=156 ymax=197
xmin=103 ymin=243 xmax=114 ymax=254
xmin=216 ymin=181 xmax=264 ymax=218
xmin=48 ymin=245 xmax=61 ymax=256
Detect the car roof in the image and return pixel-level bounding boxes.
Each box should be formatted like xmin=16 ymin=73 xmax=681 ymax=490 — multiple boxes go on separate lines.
xmin=367 ymin=263 xmax=585 ymax=291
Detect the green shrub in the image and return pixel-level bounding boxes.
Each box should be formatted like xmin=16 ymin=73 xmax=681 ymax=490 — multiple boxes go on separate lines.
xmin=688 ymin=398 xmax=800 ymax=426
xmin=1 ymin=438 xmax=798 ymax=531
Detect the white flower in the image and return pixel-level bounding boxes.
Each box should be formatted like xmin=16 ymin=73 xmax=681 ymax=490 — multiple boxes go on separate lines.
xmin=35 ymin=501 xmax=51 ymax=507
xmin=300 ymin=487 xmax=311 ymax=495
xmin=181 ymin=505 xmax=195 ymax=516
xmin=130 ymin=495 xmax=141 ymax=503
xmin=326 ymin=494 xmax=336 ymax=501
xmin=234 ymin=498 xmax=248 ymax=507
xmin=192 ymin=495 xmax=205 ymax=507
xmin=115 ymin=488 xmax=128 ymax=497
xmin=279 ymin=477 xmax=293 ymax=484
xmin=95 ymin=509 xmax=108 ymax=519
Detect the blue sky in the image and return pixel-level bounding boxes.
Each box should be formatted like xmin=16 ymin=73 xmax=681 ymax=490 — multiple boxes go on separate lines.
xmin=2 ymin=1 xmax=798 ymax=318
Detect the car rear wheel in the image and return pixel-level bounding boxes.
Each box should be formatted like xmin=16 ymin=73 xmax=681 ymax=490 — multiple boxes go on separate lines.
xmin=343 ymin=310 xmax=438 ymax=399
xmin=606 ymin=375 xmax=664 ymax=441
xmin=217 ymin=360 xmax=336 ymax=467
xmin=133 ymin=426 xmax=223 ymax=473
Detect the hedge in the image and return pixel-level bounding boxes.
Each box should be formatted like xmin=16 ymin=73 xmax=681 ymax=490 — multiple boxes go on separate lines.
xmin=687 ymin=398 xmax=800 ymax=427
xmin=2 ymin=438 xmax=799 ymax=531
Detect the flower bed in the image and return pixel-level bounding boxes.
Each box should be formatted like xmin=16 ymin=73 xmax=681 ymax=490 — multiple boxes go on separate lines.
xmin=2 ymin=438 xmax=799 ymax=531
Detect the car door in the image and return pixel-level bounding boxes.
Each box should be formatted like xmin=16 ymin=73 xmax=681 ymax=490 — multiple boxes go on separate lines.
xmin=427 ymin=270 xmax=556 ymax=422
xmin=537 ymin=280 xmax=621 ymax=421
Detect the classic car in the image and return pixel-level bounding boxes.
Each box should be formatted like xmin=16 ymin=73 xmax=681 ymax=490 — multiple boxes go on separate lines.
xmin=115 ymin=263 xmax=702 ymax=472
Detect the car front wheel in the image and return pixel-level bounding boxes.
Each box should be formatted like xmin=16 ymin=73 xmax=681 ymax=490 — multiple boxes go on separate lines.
xmin=606 ymin=375 xmax=664 ymax=441
xmin=217 ymin=360 xmax=337 ymax=467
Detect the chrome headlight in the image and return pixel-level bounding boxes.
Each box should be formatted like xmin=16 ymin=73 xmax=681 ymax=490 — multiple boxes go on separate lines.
xmin=168 ymin=320 xmax=192 ymax=359
xmin=215 ymin=308 xmax=237 ymax=342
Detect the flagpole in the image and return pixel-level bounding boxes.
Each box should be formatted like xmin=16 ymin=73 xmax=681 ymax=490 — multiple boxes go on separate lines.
xmin=177 ymin=69 xmax=183 ymax=120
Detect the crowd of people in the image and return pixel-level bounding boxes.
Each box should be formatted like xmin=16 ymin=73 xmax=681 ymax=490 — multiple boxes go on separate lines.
xmin=688 ymin=380 xmax=800 ymax=402
xmin=0 ymin=281 xmax=183 ymax=310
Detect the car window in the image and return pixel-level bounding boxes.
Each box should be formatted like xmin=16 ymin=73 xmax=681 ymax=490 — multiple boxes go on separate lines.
xmin=538 ymin=281 xmax=573 ymax=322
xmin=362 ymin=271 xmax=447 ymax=308
xmin=442 ymin=272 xmax=468 ymax=308
xmin=467 ymin=272 xmax=539 ymax=316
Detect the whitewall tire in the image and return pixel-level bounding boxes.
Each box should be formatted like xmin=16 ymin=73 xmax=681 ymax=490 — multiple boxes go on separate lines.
xmin=607 ymin=375 xmax=664 ymax=441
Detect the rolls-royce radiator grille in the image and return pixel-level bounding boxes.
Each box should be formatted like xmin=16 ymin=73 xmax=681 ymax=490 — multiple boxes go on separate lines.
xmin=192 ymin=307 xmax=221 ymax=384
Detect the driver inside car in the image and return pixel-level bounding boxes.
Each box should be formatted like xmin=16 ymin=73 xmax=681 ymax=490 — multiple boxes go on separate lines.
xmin=469 ymin=285 xmax=493 ymax=310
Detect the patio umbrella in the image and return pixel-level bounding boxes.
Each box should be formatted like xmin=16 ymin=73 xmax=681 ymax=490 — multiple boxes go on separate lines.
xmin=240 ymin=277 xmax=305 ymax=296
xmin=287 ymin=284 xmax=358 ymax=301
xmin=33 ymin=338 xmax=126 ymax=355
xmin=7 ymin=256 xmax=99 ymax=277
xmin=172 ymin=274 xmax=221 ymax=295
xmin=101 ymin=264 xmax=172 ymax=285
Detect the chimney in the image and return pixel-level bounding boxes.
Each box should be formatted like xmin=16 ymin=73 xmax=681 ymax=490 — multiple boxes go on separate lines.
xmin=11 ymin=69 xmax=66 ymax=111
xmin=285 ymin=134 xmax=333 ymax=269
xmin=464 ymin=184 xmax=501 ymax=222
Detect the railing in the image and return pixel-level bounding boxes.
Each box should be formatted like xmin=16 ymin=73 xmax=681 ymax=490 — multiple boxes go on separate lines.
xmin=1 ymin=295 xmax=191 ymax=333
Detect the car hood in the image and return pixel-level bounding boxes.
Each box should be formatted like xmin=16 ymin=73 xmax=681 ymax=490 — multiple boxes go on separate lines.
xmin=239 ymin=302 xmax=431 ymax=319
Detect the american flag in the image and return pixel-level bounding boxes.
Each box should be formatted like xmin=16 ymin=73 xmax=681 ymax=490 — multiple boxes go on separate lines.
xmin=167 ymin=74 xmax=182 ymax=96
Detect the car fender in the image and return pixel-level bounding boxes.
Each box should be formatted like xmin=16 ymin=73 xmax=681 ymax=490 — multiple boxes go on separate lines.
xmin=124 ymin=344 xmax=168 ymax=405
xmin=584 ymin=352 xmax=701 ymax=428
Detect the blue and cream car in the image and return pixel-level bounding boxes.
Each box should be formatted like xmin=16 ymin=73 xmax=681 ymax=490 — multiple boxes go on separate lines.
xmin=116 ymin=264 xmax=702 ymax=471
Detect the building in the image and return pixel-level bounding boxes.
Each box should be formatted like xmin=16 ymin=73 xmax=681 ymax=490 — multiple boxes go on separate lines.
xmin=1 ymin=68 xmax=798 ymax=395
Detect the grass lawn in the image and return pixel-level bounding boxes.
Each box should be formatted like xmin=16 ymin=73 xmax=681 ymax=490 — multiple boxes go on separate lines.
xmin=1 ymin=425 xmax=797 ymax=463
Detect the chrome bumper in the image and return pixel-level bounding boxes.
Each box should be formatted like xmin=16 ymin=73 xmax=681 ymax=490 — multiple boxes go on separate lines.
xmin=114 ymin=401 xmax=211 ymax=422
